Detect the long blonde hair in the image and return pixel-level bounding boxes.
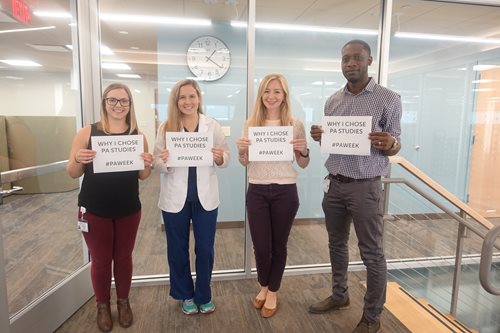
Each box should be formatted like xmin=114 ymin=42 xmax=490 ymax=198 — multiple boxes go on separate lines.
xmin=247 ymin=73 xmax=293 ymax=127
xmin=162 ymin=79 xmax=204 ymax=133
xmin=99 ymin=83 xmax=138 ymax=134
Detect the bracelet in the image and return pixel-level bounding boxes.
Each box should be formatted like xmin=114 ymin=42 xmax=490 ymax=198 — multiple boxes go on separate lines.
xmin=74 ymin=156 xmax=81 ymax=164
xmin=299 ymin=148 xmax=310 ymax=158
xmin=389 ymin=137 xmax=399 ymax=150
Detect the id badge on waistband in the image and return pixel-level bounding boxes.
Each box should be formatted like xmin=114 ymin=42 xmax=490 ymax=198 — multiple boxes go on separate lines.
xmin=77 ymin=206 xmax=89 ymax=233
xmin=323 ymin=176 xmax=330 ymax=193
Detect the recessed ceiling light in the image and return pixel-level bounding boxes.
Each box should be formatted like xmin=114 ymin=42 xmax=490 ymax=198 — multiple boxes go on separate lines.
xmin=26 ymin=44 xmax=70 ymax=52
xmin=2 ymin=76 xmax=24 ymax=80
xmin=65 ymin=44 xmax=114 ymax=55
xmin=231 ymin=21 xmax=377 ymax=35
xmin=473 ymin=65 xmax=499 ymax=71
xmin=100 ymin=14 xmax=211 ymax=26
xmin=119 ymin=31 xmax=129 ymax=34
xmin=102 ymin=62 xmax=131 ymax=70
xmin=116 ymin=74 xmax=141 ymax=79
xmin=100 ymin=45 xmax=114 ymax=55
xmin=0 ymin=26 xmax=56 ymax=34
xmin=0 ymin=59 xmax=43 ymax=67
xmin=130 ymin=46 xmax=140 ymax=50
xmin=33 ymin=11 xmax=72 ymax=18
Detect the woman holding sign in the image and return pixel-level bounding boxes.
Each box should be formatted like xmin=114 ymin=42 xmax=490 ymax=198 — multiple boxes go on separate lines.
xmin=67 ymin=83 xmax=153 ymax=332
xmin=153 ymin=79 xmax=229 ymax=315
xmin=236 ymin=73 xmax=309 ymax=318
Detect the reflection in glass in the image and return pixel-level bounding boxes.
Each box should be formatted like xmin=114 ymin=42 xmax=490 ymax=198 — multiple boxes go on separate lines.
xmin=98 ymin=0 xmax=249 ymax=276
xmin=0 ymin=0 xmax=83 ymax=316
xmin=254 ymin=0 xmax=380 ymax=267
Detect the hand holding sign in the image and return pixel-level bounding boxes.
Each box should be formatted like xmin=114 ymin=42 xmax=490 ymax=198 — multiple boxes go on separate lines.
xmin=248 ymin=126 xmax=293 ymax=161
xmin=91 ymin=135 xmax=145 ymax=173
xmin=320 ymin=116 xmax=372 ymax=156
xmin=212 ymin=147 xmax=225 ymax=166
xmin=310 ymin=125 xmax=323 ymax=142
xmin=75 ymin=148 xmax=96 ymax=164
xmin=166 ymin=132 xmax=214 ymax=167
xmin=292 ymin=138 xmax=308 ymax=155
xmin=236 ymin=137 xmax=251 ymax=155
xmin=368 ymin=131 xmax=394 ymax=151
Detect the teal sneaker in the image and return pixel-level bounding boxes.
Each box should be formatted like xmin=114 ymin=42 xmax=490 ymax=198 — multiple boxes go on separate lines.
xmin=181 ymin=299 xmax=198 ymax=315
xmin=199 ymin=300 xmax=215 ymax=314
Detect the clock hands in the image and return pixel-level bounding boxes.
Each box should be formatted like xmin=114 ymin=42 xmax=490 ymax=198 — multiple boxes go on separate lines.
xmin=206 ymin=57 xmax=224 ymax=69
xmin=205 ymin=49 xmax=217 ymax=61
xmin=205 ymin=49 xmax=224 ymax=68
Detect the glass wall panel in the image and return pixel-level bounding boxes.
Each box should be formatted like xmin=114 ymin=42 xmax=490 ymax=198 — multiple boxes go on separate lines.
xmin=254 ymin=0 xmax=380 ymax=266
xmin=0 ymin=0 xmax=84 ymax=316
xmin=387 ymin=0 xmax=500 ymax=218
xmin=98 ymin=0 xmax=249 ymax=275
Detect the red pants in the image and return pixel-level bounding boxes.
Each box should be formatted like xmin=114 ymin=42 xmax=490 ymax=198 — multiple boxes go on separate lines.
xmin=81 ymin=209 xmax=141 ymax=303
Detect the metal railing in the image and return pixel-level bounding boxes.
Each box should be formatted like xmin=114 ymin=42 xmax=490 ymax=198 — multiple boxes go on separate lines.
xmin=0 ymin=160 xmax=68 ymax=205
xmin=480 ymin=225 xmax=500 ymax=295
xmin=386 ymin=156 xmax=500 ymax=317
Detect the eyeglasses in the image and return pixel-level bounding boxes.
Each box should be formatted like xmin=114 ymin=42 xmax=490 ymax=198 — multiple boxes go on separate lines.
xmin=105 ymin=97 xmax=130 ymax=106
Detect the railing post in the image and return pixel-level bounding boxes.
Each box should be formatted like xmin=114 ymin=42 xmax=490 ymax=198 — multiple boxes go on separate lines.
xmin=0 ymin=172 xmax=3 ymax=205
xmin=383 ymin=164 xmax=391 ymax=215
xmin=450 ymin=210 xmax=467 ymax=316
xmin=0 ymin=209 xmax=11 ymax=333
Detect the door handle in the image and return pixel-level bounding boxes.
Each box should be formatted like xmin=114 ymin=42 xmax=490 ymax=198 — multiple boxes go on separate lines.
xmin=0 ymin=186 xmax=23 ymax=195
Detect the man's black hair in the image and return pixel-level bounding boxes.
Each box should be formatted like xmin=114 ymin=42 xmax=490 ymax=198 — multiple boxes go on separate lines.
xmin=343 ymin=40 xmax=371 ymax=56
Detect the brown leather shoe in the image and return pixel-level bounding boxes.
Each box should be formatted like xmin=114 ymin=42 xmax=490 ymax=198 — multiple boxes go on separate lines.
xmin=261 ymin=304 xmax=277 ymax=318
xmin=117 ymin=298 xmax=133 ymax=328
xmin=253 ymin=297 xmax=266 ymax=309
xmin=96 ymin=302 xmax=113 ymax=332
xmin=352 ymin=316 xmax=381 ymax=333
xmin=308 ymin=295 xmax=350 ymax=314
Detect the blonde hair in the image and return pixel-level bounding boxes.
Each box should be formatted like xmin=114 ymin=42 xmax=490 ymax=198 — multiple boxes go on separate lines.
xmin=247 ymin=73 xmax=293 ymax=127
xmin=99 ymin=83 xmax=137 ymax=134
xmin=162 ymin=79 xmax=204 ymax=133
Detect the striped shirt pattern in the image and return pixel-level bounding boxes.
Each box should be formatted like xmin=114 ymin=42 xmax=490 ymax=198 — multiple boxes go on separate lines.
xmin=324 ymin=78 xmax=402 ymax=179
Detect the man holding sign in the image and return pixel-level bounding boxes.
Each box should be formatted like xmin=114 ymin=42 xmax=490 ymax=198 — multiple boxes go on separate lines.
xmin=309 ymin=40 xmax=401 ymax=333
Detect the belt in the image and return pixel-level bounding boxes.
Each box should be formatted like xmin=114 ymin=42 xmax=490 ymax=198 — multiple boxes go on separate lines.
xmin=328 ymin=174 xmax=380 ymax=183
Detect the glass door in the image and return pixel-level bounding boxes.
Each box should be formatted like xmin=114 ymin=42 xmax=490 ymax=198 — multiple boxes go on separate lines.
xmin=0 ymin=1 xmax=92 ymax=332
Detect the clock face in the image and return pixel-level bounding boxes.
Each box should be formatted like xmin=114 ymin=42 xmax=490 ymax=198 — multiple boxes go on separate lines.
xmin=187 ymin=36 xmax=231 ymax=81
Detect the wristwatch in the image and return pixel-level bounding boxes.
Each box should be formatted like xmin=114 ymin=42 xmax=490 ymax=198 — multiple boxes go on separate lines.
xmin=390 ymin=137 xmax=399 ymax=149
xmin=300 ymin=148 xmax=310 ymax=158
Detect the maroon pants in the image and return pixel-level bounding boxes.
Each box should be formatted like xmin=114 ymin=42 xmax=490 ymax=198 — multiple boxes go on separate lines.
xmin=246 ymin=183 xmax=299 ymax=292
xmin=81 ymin=209 xmax=141 ymax=303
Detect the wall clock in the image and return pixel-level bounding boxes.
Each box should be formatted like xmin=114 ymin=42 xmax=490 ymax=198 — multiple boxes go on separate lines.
xmin=186 ymin=36 xmax=231 ymax=81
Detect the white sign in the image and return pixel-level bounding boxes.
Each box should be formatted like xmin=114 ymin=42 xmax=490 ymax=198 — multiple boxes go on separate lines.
xmin=166 ymin=131 xmax=214 ymax=167
xmin=321 ymin=116 xmax=372 ymax=155
xmin=91 ymin=135 xmax=144 ymax=173
xmin=248 ymin=126 xmax=293 ymax=161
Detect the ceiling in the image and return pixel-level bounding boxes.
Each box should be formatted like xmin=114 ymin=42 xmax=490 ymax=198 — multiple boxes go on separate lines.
xmin=1 ymin=0 xmax=500 ymax=80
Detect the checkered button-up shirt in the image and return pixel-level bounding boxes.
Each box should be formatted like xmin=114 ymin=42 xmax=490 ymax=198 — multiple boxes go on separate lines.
xmin=324 ymin=78 xmax=402 ymax=179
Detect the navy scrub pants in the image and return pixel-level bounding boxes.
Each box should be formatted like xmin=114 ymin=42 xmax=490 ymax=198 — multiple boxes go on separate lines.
xmin=162 ymin=201 xmax=218 ymax=305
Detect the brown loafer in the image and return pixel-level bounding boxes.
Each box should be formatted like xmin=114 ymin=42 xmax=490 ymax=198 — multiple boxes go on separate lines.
xmin=253 ymin=297 xmax=266 ymax=309
xmin=261 ymin=304 xmax=277 ymax=318
xmin=97 ymin=302 xmax=113 ymax=332
xmin=117 ymin=298 xmax=133 ymax=328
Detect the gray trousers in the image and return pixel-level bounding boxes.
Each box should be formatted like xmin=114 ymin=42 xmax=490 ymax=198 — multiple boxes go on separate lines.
xmin=322 ymin=177 xmax=386 ymax=322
